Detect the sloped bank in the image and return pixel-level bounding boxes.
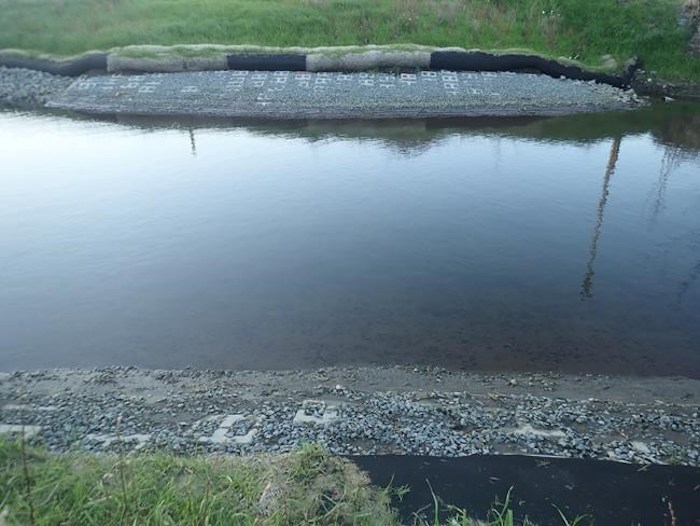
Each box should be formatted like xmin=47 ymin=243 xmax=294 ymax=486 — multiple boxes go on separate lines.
xmin=0 ymin=45 xmax=639 ymax=88
xmin=7 ymin=44 xmax=698 ymax=104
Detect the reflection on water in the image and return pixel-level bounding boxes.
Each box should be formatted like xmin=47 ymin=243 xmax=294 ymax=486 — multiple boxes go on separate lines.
xmin=581 ymin=137 xmax=621 ymax=300
xmin=188 ymin=128 xmax=197 ymax=157
xmin=108 ymin=103 xmax=700 ymax=155
xmin=1 ymin=104 xmax=699 ymax=377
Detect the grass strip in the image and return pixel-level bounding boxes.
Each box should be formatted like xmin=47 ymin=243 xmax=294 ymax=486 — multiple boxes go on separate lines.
xmin=0 ymin=440 xmax=398 ymax=525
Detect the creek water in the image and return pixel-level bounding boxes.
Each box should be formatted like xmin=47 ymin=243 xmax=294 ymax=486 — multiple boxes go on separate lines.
xmin=1 ymin=106 xmax=699 ymax=376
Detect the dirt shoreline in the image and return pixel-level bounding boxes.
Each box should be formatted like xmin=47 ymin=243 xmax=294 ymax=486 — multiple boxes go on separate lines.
xmin=2 ymin=366 xmax=698 ymax=466
xmin=4 ymin=365 xmax=697 ymax=403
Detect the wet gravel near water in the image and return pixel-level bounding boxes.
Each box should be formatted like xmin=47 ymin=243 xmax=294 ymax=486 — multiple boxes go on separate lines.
xmin=1 ymin=367 xmax=698 ymax=466
xmin=0 ymin=67 xmax=72 ymax=109
xmin=46 ymin=69 xmax=642 ymax=118
xmin=1 ymin=66 xmax=643 ymax=116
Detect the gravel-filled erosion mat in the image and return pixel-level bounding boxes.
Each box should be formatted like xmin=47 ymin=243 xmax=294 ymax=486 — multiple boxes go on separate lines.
xmin=1 ymin=367 xmax=698 ymax=466
xmin=45 ymin=70 xmax=640 ymax=118
xmin=352 ymin=454 xmax=700 ymax=525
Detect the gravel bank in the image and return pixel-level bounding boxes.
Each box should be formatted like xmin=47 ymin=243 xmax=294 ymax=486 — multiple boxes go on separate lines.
xmin=1 ymin=366 xmax=697 ymax=466
xmin=47 ymin=70 xmax=643 ymax=118
xmin=1 ymin=66 xmax=643 ymax=116
xmin=0 ymin=67 xmax=71 ymax=109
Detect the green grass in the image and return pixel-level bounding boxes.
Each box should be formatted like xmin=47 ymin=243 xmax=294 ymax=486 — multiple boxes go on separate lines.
xmin=1 ymin=440 xmax=398 ymax=525
xmin=0 ymin=0 xmax=698 ymax=80
xmin=0 ymin=438 xmax=592 ymax=526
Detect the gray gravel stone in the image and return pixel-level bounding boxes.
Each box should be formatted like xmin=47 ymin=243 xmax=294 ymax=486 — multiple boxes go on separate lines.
xmin=47 ymin=70 xmax=642 ymax=119
xmin=0 ymin=67 xmax=72 ymax=109
xmin=1 ymin=367 xmax=697 ymax=466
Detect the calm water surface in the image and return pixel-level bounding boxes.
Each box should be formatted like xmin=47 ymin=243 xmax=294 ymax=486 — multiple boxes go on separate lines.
xmin=1 ymin=107 xmax=699 ymax=376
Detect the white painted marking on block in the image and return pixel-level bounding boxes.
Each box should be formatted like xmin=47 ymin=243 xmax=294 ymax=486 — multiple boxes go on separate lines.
xmin=232 ymin=428 xmax=257 ymax=444
xmin=76 ymin=81 xmax=98 ymax=90
xmin=0 ymin=424 xmax=41 ymax=439
xmin=631 ymin=441 xmax=651 ymax=455
xmin=210 ymin=414 xmax=245 ymax=444
xmin=293 ymin=401 xmax=339 ymax=426
xmin=510 ymin=423 xmax=566 ymax=438
xmin=3 ymin=404 xmax=57 ymax=412
xmin=198 ymin=414 xmax=259 ymax=445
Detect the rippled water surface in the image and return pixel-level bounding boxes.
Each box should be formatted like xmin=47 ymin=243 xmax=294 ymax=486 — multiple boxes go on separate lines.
xmin=1 ymin=107 xmax=699 ymax=376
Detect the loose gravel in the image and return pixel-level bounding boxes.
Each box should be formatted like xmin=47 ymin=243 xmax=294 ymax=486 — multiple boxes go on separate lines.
xmin=1 ymin=366 xmax=697 ymax=466
xmin=0 ymin=67 xmax=72 ymax=109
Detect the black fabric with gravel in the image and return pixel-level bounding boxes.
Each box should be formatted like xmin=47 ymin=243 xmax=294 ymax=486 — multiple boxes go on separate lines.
xmin=429 ymin=51 xmax=638 ymax=88
xmin=0 ymin=53 xmax=107 ymax=76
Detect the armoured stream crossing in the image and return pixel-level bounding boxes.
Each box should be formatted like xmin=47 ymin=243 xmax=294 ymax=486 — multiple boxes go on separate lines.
xmin=47 ymin=70 xmax=638 ymax=118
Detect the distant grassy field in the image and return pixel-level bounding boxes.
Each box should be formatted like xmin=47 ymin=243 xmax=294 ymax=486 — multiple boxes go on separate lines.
xmin=0 ymin=0 xmax=698 ymax=80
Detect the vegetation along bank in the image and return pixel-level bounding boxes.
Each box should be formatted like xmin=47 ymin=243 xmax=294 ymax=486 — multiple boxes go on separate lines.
xmin=0 ymin=0 xmax=698 ymax=85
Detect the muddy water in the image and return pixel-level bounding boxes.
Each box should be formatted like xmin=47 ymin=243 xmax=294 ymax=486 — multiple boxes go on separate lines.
xmin=1 ymin=105 xmax=699 ymax=376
